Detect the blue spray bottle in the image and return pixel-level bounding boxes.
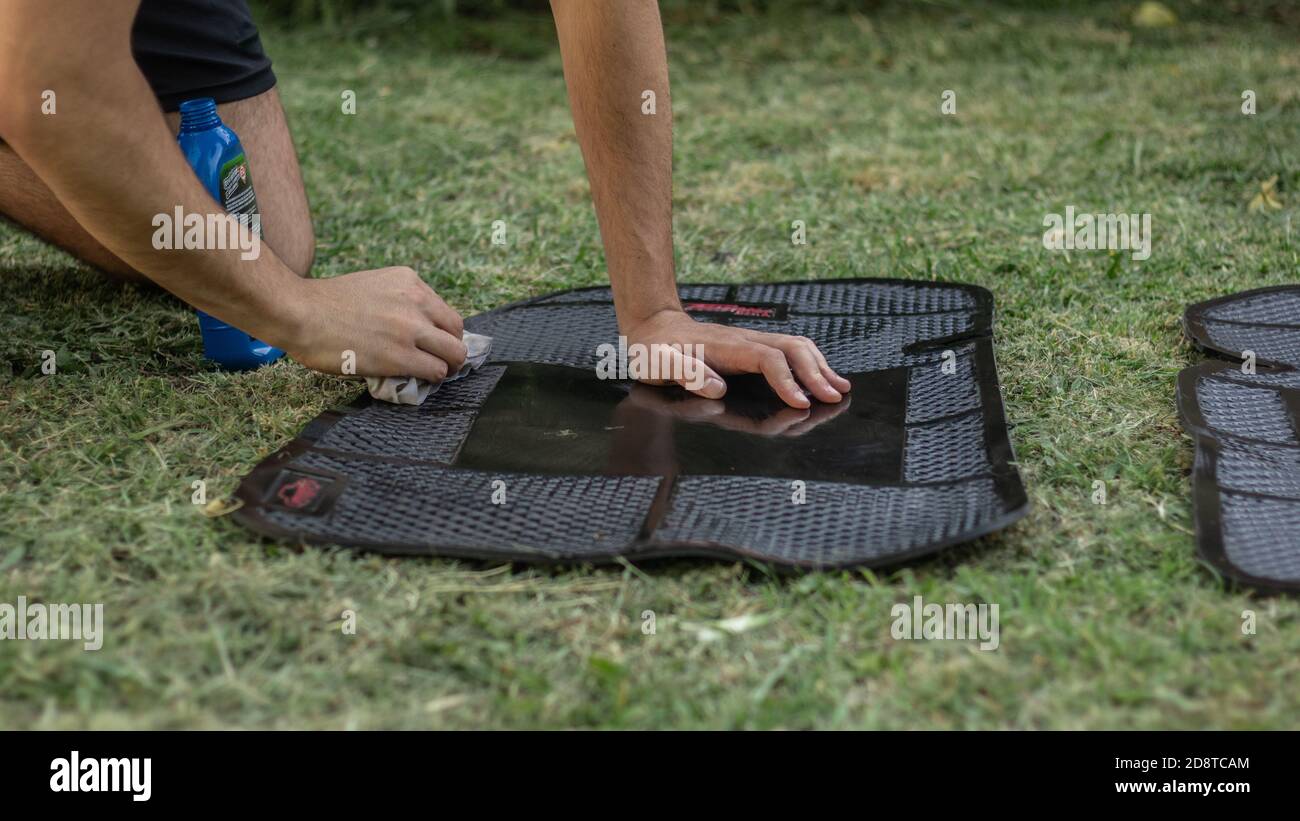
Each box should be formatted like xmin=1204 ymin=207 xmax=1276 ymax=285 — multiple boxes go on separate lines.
xmin=176 ymin=97 xmax=284 ymax=370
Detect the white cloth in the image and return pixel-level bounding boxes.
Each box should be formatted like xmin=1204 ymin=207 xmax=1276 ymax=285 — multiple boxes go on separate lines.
xmin=366 ymin=332 xmax=493 ymax=405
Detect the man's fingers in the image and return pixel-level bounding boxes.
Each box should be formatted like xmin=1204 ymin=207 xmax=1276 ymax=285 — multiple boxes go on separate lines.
xmin=705 ymin=339 xmax=808 ymax=409
xmin=416 ymin=286 xmax=465 ymax=337
xmin=673 ymin=351 xmax=726 ymax=399
xmin=416 ymin=326 xmax=468 ymax=371
xmin=805 ymin=339 xmax=851 ymax=393
xmin=637 ymin=345 xmax=727 ymax=399
xmin=746 ymin=331 xmax=848 ymax=399
xmin=754 ymin=347 xmax=810 ymax=409
xmin=398 ymin=350 xmax=452 ymax=384
xmin=771 ymin=337 xmax=841 ymax=403
xmin=619 ymin=319 xmax=851 ymax=409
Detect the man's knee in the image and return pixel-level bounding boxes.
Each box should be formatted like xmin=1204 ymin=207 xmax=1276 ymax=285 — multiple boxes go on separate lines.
xmin=262 ymin=199 xmax=315 ymax=278
xmin=0 ymin=144 xmax=148 ymax=283
xmin=213 ymin=89 xmax=315 ymax=278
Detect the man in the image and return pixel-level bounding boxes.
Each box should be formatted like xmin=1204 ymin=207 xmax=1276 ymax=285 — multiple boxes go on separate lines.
xmin=0 ymin=0 xmax=849 ymax=408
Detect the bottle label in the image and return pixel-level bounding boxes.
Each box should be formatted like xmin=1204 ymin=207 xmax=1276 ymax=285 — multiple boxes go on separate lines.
xmin=218 ymin=153 xmax=262 ymax=237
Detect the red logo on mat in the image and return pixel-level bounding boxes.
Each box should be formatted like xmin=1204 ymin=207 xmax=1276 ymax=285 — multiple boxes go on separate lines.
xmin=277 ymin=477 xmax=322 ymax=509
xmin=683 ymin=302 xmax=777 ymax=318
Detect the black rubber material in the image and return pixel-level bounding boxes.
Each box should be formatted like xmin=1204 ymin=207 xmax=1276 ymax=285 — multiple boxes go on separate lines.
xmin=231 ymin=278 xmax=1029 ymax=570
xmin=1180 ymin=286 xmax=1300 ymax=592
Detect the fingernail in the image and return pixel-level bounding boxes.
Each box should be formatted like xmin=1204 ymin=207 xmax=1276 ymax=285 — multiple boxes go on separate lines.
xmin=703 ymin=377 xmax=725 ymax=397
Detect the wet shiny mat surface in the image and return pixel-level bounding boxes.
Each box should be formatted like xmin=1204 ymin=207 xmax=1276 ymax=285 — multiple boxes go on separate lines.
xmin=1180 ymin=286 xmax=1300 ymax=591
xmin=232 ymin=279 xmax=1028 ymax=569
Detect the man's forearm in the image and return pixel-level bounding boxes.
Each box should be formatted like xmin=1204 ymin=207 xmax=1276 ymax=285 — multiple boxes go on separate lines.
xmin=0 ymin=0 xmax=305 ymax=347
xmin=550 ymin=0 xmax=681 ymax=329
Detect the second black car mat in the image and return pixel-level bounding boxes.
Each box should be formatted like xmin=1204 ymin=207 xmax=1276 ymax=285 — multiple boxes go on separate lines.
xmin=1181 ymin=286 xmax=1300 ymax=592
xmin=232 ymin=278 xmax=1028 ymax=570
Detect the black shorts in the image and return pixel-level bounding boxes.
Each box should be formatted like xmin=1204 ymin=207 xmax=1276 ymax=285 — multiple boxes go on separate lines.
xmin=132 ymin=0 xmax=277 ymax=112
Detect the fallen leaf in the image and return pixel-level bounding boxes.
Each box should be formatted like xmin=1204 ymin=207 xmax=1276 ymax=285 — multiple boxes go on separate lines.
xmin=682 ymin=624 xmax=724 ymax=643
xmin=682 ymin=612 xmax=778 ymax=642
xmin=423 ymin=695 xmax=468 ymax=714
xmin=1132 ymin=2 xmax=1177 ymax=28
xmin=202 ymin=497 xmax=244 ymax=518
xmin=716 ymin=612 xmax=777 ymax=634
xmin=1248 ymin=175 xmax=1284 ymax=213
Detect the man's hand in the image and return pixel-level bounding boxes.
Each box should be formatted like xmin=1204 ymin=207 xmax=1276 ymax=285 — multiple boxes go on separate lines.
xmin=623 ymin=308 xmax=851 ymax=408
xmin=280 ymin=267 xmax=466 ymax=383
xmin=551 ymin=3 xmax=847 ymax=409
xmin=621 ymin=380 xmax=853 ymax=435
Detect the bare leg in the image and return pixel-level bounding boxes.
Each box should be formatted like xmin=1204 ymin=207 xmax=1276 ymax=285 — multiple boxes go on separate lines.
xmin=0 ymin=87 xmax=314 ymax=282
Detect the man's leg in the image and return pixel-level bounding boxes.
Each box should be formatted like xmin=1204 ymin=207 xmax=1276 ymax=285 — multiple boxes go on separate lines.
xmin=0 ymin=87 xmax=314 ymax=282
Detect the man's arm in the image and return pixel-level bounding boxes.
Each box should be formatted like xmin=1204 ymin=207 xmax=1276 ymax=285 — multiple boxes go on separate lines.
xmin=0 ymin=0 xmax=465 ymax=383
xmin=549 ymin=0 xmax=849 ymax=408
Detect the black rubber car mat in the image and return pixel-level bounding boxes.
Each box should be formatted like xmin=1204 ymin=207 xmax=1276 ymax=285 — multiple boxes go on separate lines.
xmin=231 ymin=278 xmax=1029 ymax=570
xmin=1179 ymin=286 xmax=1300 ymax=592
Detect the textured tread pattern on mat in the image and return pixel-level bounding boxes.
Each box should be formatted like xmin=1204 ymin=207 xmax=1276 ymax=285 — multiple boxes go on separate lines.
xmin=1180 ymin=285 xmax=1300 ymax=591
xmin=260 ymin=451 xmax=661 ymax=558
xmin=652 ymin=476 xmax=1003 ymax=566
xmin=233 ymin=278 xmax=1028 ymax=570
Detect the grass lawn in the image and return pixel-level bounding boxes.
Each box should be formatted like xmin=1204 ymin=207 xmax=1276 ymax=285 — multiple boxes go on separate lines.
xmin=3 ymin=1 xmax=1300 ymax=729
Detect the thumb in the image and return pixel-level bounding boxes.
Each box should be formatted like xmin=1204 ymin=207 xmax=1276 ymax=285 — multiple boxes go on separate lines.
xmin=676 ymin=353 xmax=726 ymax=399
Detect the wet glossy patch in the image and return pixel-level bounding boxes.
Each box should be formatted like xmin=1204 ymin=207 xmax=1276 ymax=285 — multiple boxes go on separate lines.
xmin=453 ymin=364 xmax=907 ymax=482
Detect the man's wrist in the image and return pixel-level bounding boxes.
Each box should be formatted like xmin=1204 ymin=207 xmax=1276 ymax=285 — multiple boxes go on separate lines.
xmin=618 ymin=302 xmax=685 ymax=334
xmin=618 ymin=301 xmax=691 ymax=332
xmin=211 ymin=262 xmax=312 ymax=353
xmin=262 ymin=273 xmax=312 ymax=352
xmin=614 ymin=275 xmax=684 ymax=331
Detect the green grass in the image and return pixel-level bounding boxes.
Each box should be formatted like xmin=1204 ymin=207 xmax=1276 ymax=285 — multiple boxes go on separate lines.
xmin=4 ymin=2 xmax=1300 ymax=729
